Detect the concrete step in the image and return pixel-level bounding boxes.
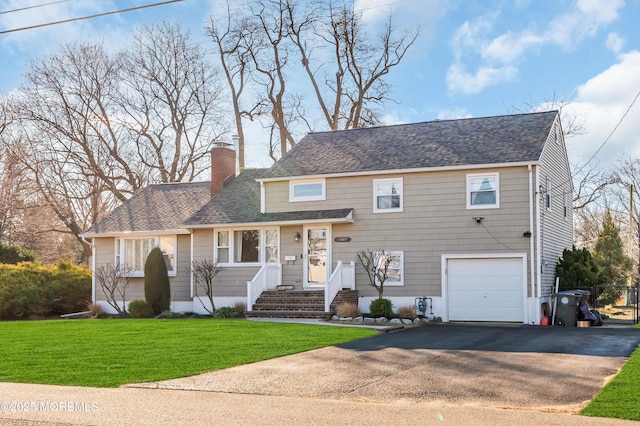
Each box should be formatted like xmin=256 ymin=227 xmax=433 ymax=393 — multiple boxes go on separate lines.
xmin=245 ymin=310 xmax=331 ymax=319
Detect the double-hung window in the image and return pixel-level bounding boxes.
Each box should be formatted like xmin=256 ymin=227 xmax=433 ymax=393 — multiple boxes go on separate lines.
xmin=376 ymin=251 xmax=404 ymax=286
xmin=115 ymin=236 xmax=176 ymax=276
xmin=373 ymin=178 xmax=403 ymax=213
xmin=467 ymin=173 xmax=499 ymax=209
xmin=215 ymin=228 xmax=279 ymax=265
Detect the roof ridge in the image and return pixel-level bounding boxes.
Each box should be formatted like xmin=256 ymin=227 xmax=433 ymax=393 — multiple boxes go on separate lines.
xmin=304 ymin=110 xmax=559 ymax=136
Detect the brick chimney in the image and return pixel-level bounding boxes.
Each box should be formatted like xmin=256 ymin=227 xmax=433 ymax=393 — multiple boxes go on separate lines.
xmin=210 ymin=142 xmax=236 ymax=195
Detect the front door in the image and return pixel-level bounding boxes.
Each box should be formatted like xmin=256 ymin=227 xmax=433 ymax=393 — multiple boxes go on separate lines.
xmin=304 ymin=226 xmax=330 ymax=287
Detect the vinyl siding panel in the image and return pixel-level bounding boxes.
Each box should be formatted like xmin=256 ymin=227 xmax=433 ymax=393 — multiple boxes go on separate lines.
xmin=266 ymin=167 xmax=534 ymax=298
xmin=93 ymin=234 xmax=192 ymax=303
xmin=192 ymin=228 xmax=260 ymax=297
xmin=537 ymin=119 xmax=574 ymax=297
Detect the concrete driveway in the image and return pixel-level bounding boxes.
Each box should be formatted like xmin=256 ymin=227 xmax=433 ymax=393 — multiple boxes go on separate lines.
xmin=130 ymin=323 xmax=640 ymax=413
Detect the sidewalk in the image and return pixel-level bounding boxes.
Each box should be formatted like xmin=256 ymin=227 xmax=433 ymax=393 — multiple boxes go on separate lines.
xmin=0 ymin=382 xmax=636 ymax=426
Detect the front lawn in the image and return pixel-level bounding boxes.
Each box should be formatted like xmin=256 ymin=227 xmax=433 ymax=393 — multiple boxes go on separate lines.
xmin=0 ymin=319 xmax=377 ymax=387
xmin=581 ymin=324 xmax=640 ymax=421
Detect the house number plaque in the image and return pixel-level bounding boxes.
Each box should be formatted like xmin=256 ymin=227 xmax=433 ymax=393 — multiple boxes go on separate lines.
xmin=334 ymin=237 xmax=351 ymax=242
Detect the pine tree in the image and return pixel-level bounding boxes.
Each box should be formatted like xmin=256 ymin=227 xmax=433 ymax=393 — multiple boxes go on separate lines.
xmin=144 ymin=247 xmax=171 ymax=315
xmin=592 ymin=209 xmax=633 ymax=305
xmin=556 ymin=246 xmax=600 ymax=290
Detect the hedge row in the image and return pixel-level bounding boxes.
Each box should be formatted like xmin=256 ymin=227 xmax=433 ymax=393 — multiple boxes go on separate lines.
xmin=0 ymin=261 xmax=91 ymax=319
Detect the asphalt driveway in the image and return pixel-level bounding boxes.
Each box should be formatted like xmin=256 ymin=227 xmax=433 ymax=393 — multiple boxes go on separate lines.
xmin=130 ymin=324 xmax=640 ymax=413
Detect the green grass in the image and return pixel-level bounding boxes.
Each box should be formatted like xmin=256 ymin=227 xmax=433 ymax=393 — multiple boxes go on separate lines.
xmin=0 ymin=319 xmax=377 ymax=388
xmin=581 ymin=323 xmax=640 ymax=421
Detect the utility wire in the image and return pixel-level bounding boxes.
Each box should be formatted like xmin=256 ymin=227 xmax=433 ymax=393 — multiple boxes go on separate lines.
xmin=0 ymin=0 xmax=70 ymax=15
xmin=576 ymin=89 xmax=640 ymax=175
xmin=0 ymin=0 xmax=185 ymax=34
xmin=542 ymin=89 xmax=640 ymax=197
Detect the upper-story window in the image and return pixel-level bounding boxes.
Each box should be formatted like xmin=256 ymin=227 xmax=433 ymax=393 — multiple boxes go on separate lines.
xmin=546 ymin=179 xmax=552 ymax=211
xmin=290 ymin=179 xmax=325 ymax=202
xmin=114 ymin=236 xmax=176 ymax=276
xmin=563 ymin=192 xmax=569 ymax=219
xmin=467 ymin=173 xmax=499 ymax=209
xmin=373 ymin=178 xmax=403 ymax=213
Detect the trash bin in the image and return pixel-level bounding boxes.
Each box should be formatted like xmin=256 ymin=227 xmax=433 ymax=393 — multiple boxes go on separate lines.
xmin=552 ymin=291 xmax=581 ymax=327
xmin=573 ymin=289 xmax=591 ymax=305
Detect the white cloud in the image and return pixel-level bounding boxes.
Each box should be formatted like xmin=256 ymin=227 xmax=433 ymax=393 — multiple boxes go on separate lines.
xmin=606 ymin=32 xmax=625 ymax=54
xmin=448 ymin=0 xmax=625 ymax=95
xmin=446 ymin=63 xmax=517 ymax=94
xmin=482 ymin=30 xmax=543 ymax=64
xmin=436 ymin=108 xmax=473 ymax=120
xmin=563 ymin=50 xmax=640 ymax=167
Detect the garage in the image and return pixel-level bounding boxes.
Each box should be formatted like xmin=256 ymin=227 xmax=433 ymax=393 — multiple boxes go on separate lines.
xmin=445 ymin=256 xmax=525 ymax=322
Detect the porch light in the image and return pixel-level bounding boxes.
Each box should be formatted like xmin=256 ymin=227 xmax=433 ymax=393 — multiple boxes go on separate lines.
xmin=294 ymin=232 xmax=301 ymax=242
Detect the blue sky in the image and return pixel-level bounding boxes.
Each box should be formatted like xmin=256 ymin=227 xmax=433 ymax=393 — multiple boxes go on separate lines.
xmin=1 ymin=0 xmax=639 ymax=171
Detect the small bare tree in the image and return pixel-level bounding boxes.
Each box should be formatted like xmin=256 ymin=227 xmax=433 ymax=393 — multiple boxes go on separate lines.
xmin=188 ymin=258 xmax=223 ymax=315
xmin=355 ymin=249 xmax=393 ymax=299
xmin=94 ymin=264 xmax=133 ymax=314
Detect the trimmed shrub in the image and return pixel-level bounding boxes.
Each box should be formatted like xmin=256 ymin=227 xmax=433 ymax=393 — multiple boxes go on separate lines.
xmin=45 ymin=261 xmax=92 ymax=315
xmin=336 ymin=302 xmax=361 ymax=318
xmin=144 ymin=247 xmax=171 ymax=315
xmin=212 ymin=306 xmax=239 ymax=319
xmin=396 ymin=305 xmax=417 ymax=319
xmin=128 ymin=300 xmax=154 ymax=318
xmin=0 ymin=262 xmax=91 ymax=319
xmin=369 ymin=298 xmax=393 ymax=318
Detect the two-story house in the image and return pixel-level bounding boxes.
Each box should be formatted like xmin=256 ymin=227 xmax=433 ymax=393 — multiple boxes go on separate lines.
xmin=84 ymin=111 xmax=573 ymax=324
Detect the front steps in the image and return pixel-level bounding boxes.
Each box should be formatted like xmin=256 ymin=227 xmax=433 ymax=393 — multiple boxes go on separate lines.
xmin=246 ymin=289 xmax=358 ymax=319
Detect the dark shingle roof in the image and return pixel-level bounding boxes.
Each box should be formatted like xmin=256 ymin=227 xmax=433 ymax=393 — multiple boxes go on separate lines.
xmin=266 ymin=111 xmax=558 ymax=178
xmin=185 ymin=169 xmax=353 ymax=226
xmin=84 ymin=181 xmax=212 ymax=235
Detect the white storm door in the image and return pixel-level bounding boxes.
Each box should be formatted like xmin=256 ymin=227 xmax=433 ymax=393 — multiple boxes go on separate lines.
xmin=304 ymin=226 xmax=330 ymax=287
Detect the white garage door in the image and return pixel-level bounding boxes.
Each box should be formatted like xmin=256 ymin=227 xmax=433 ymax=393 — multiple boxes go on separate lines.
xmin=447 ymin=257 xmax=524 ymax=322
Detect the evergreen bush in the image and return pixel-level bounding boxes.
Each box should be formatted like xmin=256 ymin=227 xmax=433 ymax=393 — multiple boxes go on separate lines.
xmin=128 ymin=300 xmax=154 ymax=318
xmin=369 ymin=298 xmax=393 ymax=318
xmin=144 ymin=247 xmax=171 ymax=315
xmin=0 ymin=262 xmax=90 ymax=319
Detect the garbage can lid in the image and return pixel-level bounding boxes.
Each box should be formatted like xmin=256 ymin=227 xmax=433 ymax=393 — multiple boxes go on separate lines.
xmin=554 ymin=290 xmax=582 ymax=295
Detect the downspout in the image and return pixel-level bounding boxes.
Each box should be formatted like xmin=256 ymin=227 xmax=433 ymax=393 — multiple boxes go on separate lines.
xmin=82 ymin=235 xmax=96 ymax=303
xmin=190 ymin=231 xmax=194 ymax=299
xmin=260 ymin=181 xmax=266 ymax=214
xmin=528 ymin=165 xmax=536 ymax=324
xmin=535 ymin=167 xmax=542 ymax=301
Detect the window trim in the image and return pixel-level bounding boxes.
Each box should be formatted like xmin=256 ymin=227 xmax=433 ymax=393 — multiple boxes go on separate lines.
xmin=373 ymin=177 xmax=404 ymax=213
xmin=289 ymin=179 xmax=326 ymax=202
xmin=377 ymin=250 xmax=404 ymax=287
xmin=214 ymin=227 xmax=280 ymax=266
xmin=114 ymin=235 xmax=177 ymax=277
xmin=466 ymin=173 xmax=500 ymax=209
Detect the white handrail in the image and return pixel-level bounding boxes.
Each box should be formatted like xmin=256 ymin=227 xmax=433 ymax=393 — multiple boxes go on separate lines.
xmin=247 ymin=263 xmax=282 ymax=310
xmin=324 ymin=261 xmax=356 ymax=311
